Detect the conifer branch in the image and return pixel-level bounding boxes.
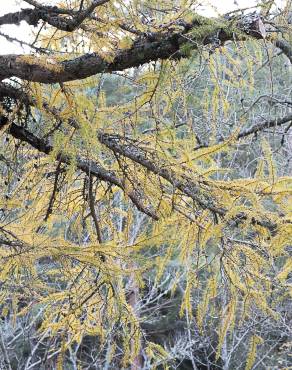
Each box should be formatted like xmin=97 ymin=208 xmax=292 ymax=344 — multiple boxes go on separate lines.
xmin=0 ymin=13 xmax=267 ymax=83
xmin=0 ymin=117 xmax=158 ymax=221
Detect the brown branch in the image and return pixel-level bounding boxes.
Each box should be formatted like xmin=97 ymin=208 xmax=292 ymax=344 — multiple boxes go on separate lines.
xmin=0 ymin=1 xmax=109 ymax=30
xmin=88 ymin=175 xmax=103 ymax=243
xmin=191 ymin=113 xmax=292 ymax=150
xmin=97 ymin=133 xmax=225 ymax=214
xmin=0 ymin=118 xmax=158 ymax=220
xmin=0 ymin=14 xmax=265 ymax=83
xmin=0 ymin=82 xmax=287 ymax=229
xmin=238 ymin=113 xmax=292 ymax=139
xmin=0 ymin=83 xmax=158 ymax=220
xmin=22 ymin=1 xmax=75 ymax=14
xmin=98 ymin=133 xmax=279 ymax=231
xmin=44 ymin=161 xmax=62 ymax=221
xmin=0 ymin=114 xmax=281 ymax=230
xmin=195 ymin=112 xmax=292 ymax=148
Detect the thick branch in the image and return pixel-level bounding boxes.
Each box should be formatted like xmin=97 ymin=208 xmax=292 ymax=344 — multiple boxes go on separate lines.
xmin=0 ymin=14 xmax=265 ymax=83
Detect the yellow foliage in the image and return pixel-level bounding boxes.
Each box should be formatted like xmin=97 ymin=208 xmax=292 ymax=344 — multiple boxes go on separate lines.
xmin=245 ymin=335 xmax=263 ymax=370
xmin=0 ymin=1 xmax=291 ymax=367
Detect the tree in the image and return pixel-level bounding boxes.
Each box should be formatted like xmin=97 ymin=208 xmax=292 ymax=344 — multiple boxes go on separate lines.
xmin=0 ymin=0 xmax=291 ymax=369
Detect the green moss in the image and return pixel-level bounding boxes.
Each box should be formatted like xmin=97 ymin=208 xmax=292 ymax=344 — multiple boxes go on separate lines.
xmin=187 ymin=14 xmax=239 ymax=44
xmin=181 ymin=42 xmax=193 ymax=57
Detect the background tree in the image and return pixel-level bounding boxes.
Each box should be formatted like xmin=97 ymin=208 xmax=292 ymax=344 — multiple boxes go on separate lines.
xmin=0 ymin=0 xmax=291 ymax=369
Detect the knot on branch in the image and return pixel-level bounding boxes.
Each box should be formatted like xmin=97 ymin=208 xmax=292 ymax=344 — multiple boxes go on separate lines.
xmin=238 ymin=14 xmax=266 ymax=38
xmin=22 ymin=8 xmax=42 ymax=27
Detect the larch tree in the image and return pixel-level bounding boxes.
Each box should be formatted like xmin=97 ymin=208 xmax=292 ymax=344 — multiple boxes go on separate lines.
xmin=0 ymin=0 xmax=291 ymax=369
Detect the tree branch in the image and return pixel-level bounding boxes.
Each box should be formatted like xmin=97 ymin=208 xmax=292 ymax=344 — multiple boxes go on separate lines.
xmin=97 ymin=133 xmax=280 ymax=231
xmin=0 ymin=1 xmax=109 ymax=30
xmin=275 ymin=39 xmax=292 ymax=64
xmin=0 ymin=118 xmax=158 ymax=220
xmin=88 ymin=175 xmax=103 ymax=243
xmin=0 ymin=82 xmax=288 ymax=229
xmin=0 ymin=14 xmax=266 ymax=83
xmin=238 ymin=113 xmax=292 ymax=139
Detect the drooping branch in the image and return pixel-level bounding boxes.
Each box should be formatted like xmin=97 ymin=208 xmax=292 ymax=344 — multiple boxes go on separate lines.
xmin=0 ymin=80 xmax=222 ymax=216
xmin=98 ymin=133 xmax=221 ymax=213
xmin=0 ymin=82 xmax=288 ymax=229
xmin=97 ymin=133 xmax=280 ymax=231
xmin=1 ymin=110 xmax=280 ymax=230
xmin=0 ymin=118 xmax=158 ymax=220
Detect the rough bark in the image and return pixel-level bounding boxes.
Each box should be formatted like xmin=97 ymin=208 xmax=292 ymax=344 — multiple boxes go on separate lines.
xmin=0 ymin=14 xmax=266 ymax=83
